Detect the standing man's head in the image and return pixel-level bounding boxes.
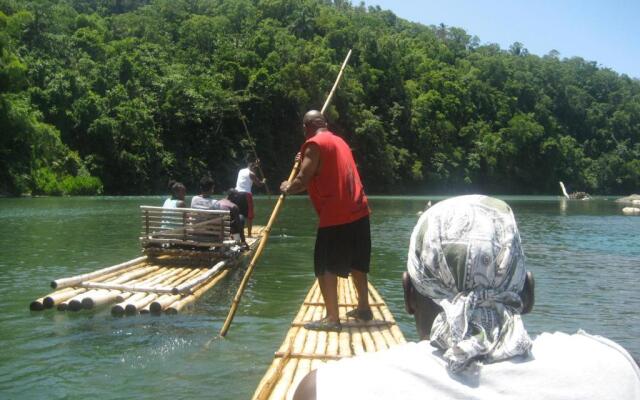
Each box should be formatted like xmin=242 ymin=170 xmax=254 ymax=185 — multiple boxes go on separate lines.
xmin=199 ymin=176 xmax=214 ymax=196
xmin=404 ymin=195 xmax=534 ymax=372
xmin=302 ymin=110 xmax=327 ymax=138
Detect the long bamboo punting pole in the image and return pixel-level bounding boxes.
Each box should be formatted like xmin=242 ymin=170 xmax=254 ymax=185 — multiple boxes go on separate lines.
xmin=51 ymin=256 xmax=147 ymax=289
xmin=220 ymin=49 xmax=353 ymax=337
xmin=239 ymin=112 xmax=271 ymax=197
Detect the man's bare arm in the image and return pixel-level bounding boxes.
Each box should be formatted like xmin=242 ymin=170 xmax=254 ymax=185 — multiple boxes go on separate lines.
xmin=280 ymin=144 xmax=320 ymax=195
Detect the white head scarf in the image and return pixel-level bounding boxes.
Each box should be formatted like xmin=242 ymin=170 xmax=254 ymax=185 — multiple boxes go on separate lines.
xmin=407 ymin=195 xmax=532 ymax=372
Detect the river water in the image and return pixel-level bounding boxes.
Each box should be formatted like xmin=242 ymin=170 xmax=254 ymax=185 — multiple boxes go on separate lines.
xmin=0 ymin=196 xmax=638 ymax=399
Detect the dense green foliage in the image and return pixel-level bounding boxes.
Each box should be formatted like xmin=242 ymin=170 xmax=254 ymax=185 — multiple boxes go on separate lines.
xmin=1 ymin=0 xmax=639 ymax=195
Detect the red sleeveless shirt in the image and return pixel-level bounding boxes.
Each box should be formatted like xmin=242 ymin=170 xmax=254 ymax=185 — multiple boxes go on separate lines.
xmin=301 ymin=131 xmax=369 ymax=227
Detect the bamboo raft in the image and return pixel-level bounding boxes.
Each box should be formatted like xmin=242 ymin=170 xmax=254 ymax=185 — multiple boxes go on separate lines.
xmin=30 ymin=206 xmax=264 ymax=315
xmin=252 ymin=277 xmax=406 ymax=400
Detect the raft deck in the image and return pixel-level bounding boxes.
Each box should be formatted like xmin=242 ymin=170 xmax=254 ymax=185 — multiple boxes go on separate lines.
xmin=30 ymin=206 xmax=264 ymax=315
xmin=253 ymin=277 xmax=406 ymax=400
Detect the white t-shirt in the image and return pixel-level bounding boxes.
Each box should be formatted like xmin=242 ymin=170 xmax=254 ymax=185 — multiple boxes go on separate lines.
xmin=235 ymin=168 xmax=253 ymax=193
xmin=162 ymin=198 xmax=181 ymax=208
xmin=316 ymin=331 xmax=640 ymax=400
xmin=190 ymin=195 xmax=218 ymax=210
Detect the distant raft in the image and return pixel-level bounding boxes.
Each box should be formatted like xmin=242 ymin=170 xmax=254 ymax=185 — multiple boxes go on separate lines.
xmin=30 ymin=206 xmax=263 ymax=315
xmin=252 ymin=277 xmax=406 ymax=400
xmin=559 ymin=181 xmax=590 ymax=200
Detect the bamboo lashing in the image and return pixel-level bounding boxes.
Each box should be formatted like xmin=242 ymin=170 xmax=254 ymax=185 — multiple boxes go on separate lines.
xmin=251 ymin=277 xmax=405 ymax=400
xmin=220 ymin=49 xmax=354 ymax=337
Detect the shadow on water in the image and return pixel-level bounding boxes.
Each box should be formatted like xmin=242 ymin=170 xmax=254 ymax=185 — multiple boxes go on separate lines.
xmin=0 ymin=195 xmax=638 ymax=399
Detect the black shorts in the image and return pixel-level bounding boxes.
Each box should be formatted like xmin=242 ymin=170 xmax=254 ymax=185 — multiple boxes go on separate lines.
xmin=230 ymin=191 xmax=253 ymax=219
xmin=314 ymin=215 xmax=371 ymax=278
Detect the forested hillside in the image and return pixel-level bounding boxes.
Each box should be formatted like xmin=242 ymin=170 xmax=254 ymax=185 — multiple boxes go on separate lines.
xmin=2 ymin=0 xmax=639 ymax=195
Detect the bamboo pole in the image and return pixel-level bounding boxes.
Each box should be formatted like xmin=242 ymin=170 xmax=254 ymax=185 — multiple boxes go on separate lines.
xmin=80 ymin=266 xmax=161 ymax=309
xmin=122 ymin=268 xmax=204 ymax=315
xmin=29 ymin=297 xmax=46 ymax=311
xmin=68 ymin=266 xmax=159 ymax=311
xmin=220 ymin=49 xmax=353 ymax=337
xmin=288 ymin=299 xmax=323 ymax=399
xmin=368 ymin=284 xmax=406 ymax=344
xmin=124 ymin=267 xmax=204 ymax=315
xmin=164 ymin=268 xmax=232 ymax=314
xmin=51 ymin=256 xmax=147 ymax=289
xmin=269 ymin=296 xmax=316 ymax=400
xmin=345 ymin=278 xmax=365 ymax=356
xmin=37 ymin=262 xmax=146 ymax=309
xmin=82 ymin=267 xmax=171 ymax=309
xmin=252 ymin=282 xmax=317 ymax=400
xmin=171 ymin=260 xmax=227 ymax=295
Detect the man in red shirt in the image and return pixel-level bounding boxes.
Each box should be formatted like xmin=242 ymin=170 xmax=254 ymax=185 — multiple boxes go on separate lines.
xmin=280 ymin=110 xmax=372 ymax=331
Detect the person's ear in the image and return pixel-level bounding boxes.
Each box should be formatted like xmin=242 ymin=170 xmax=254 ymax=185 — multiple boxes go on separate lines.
xmin=521 ymin=271 xmax=535 ymax=314
xmin=402 ymin=271 xmax=415 ymax=315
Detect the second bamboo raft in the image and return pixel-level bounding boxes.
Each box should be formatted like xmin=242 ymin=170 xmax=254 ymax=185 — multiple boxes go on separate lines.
xmin=30 ymin=226 xmax=264 ymax=315
xmin=252 ymin=277 xmax=406 ymax=400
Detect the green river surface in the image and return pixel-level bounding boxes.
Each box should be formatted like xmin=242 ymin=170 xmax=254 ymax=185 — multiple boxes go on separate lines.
xmin=0 ymin=195 xmax=638 ymax=399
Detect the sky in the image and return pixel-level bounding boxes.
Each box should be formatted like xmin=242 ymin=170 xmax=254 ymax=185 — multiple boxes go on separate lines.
xmin=361 ymin=0 xmax=640 ymax=79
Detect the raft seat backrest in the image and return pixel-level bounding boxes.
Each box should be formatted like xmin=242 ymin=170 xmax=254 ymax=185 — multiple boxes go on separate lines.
xmin=140 ymin=206 xmax=232 ymax=249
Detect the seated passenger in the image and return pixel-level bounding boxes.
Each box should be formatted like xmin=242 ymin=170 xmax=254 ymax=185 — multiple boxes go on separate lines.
xmin=191 ymin=176 xmax=218 ymax=210
xmin=219 ymin=189 xmax=248 ymax=249
xmin=191 ymin=176 xmax=247 ymax=248
xmin=294 ymin=195 xmax=639 ymax=400
xmin=162 ymin=180 xmax=186 ymax=208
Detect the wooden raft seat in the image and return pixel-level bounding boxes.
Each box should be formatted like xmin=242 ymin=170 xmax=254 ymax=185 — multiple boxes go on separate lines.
xmin=140 ymin=206 xmax=232 ymax=250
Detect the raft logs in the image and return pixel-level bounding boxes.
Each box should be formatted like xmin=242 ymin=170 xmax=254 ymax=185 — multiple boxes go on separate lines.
xmin=253 ymin=278 xmax=406 ymax=400
xmin=30 ymin=259 xmax=230 ymax=315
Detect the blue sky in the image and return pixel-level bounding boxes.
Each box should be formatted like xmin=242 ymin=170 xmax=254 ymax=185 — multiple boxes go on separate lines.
xmin=361 ymin=0 xmax=640 ymax=79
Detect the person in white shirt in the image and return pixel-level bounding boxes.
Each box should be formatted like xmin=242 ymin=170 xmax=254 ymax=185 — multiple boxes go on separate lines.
xmin=293 ymin=195 xmax=640 ymax=400
xmin=234 ymin=160 xmax=265 ymax=237
xmin=162 ymin=180 xmax=185 ymax=208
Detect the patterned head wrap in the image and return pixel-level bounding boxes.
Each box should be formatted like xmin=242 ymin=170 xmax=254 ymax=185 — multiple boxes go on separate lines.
xmin=407 ymin=195 xmax=532 ymax=372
